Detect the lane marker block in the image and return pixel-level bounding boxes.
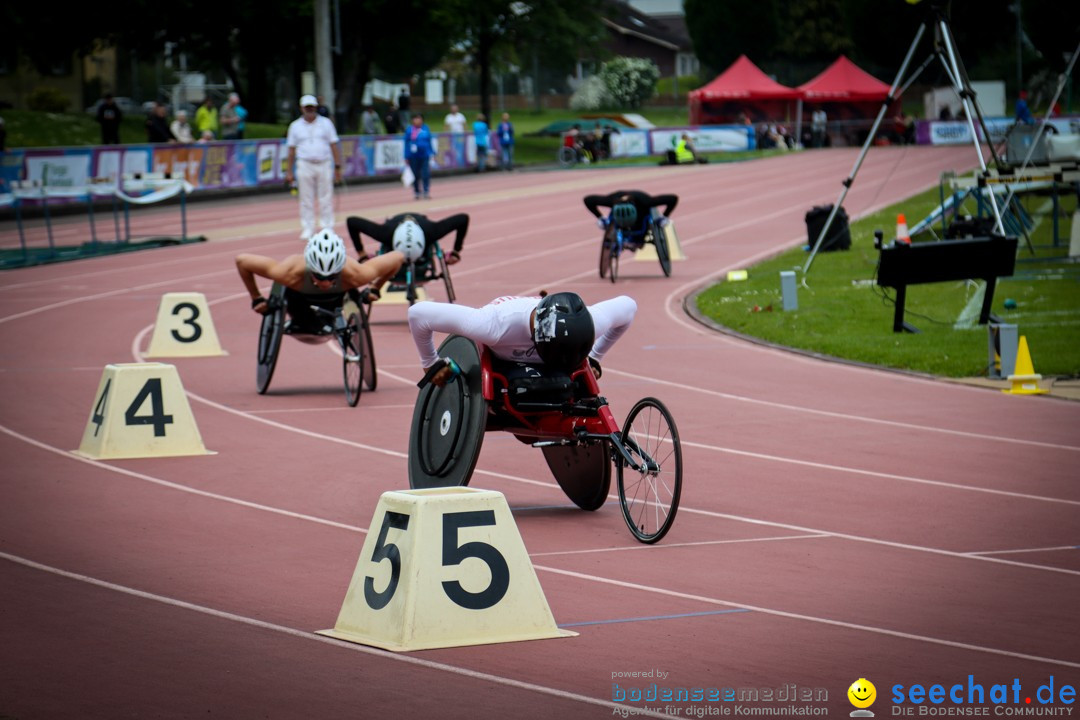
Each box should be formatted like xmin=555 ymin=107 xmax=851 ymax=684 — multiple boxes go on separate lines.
xmin=74 ymin=363 xmax=213 ymax=459
xmin=318 ymin=487 xmax=575 ymax=652
xmin=635 ymin=219 xmax=685 ymax=262
xmin=144 ymin=292 xmax=227 ymax=357
xmin=376 ymin=285 xmax=427 ymax=305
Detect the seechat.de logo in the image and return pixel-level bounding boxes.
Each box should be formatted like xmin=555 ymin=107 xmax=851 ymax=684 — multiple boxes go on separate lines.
xmin=849 ymin=678 xmax=877 ymax=718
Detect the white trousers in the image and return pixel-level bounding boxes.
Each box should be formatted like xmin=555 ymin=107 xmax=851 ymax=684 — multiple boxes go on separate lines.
xmin=296 ymin=159 xmax=335 ymax=238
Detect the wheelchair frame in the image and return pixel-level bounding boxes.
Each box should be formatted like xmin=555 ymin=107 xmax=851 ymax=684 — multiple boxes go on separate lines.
xmin=385 ymin=241 xmax=456 ymax=305
xmin=598 ymin=209 xmax=672 ymax=283
xmin=409 ymin=336 xmax=682 ymax=543
xmin=256 ymin=283 xmax=376 ymax=406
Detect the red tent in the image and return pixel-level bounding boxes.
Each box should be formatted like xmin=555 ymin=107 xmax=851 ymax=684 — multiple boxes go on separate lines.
xmin=689 ymin=55 xmax=802 ymax=125
xmin=798 ymin=55 xmax=892 ymax=103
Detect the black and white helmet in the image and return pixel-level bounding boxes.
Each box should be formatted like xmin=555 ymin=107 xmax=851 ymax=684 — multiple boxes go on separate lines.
xmin=532 ymin=292 xmax=595 ymax=372
xmin=392 ymin=218 xmax=426 ymax=262
xmin=304 ymin=229 xmax=347 ymax=275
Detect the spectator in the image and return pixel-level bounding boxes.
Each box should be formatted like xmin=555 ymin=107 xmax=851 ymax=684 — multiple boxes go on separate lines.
xmin=473 ymin=113 xmax=489 ymax=172
xmin=397 ymin=87 xmax=411 ymax=130
xmin=1015 ymin=91 xmax=1034 ymax=125
xmin=316 ymin=95 xmax=333 ymax=123
xmin=285 ymin=94 xmax=343 ymax=240
xmin=96 ymin=93 xmax=123 ymax=145
xmin=146 ymin=103 xmax=177 ymax=143
xmin=361 ymin=105 xmax=381 ymax=135
xmin=404 ymin=113 xmax=434 ymax=200
xmin=811 ymin=106 xmax=827 ymax=148
xmin=171 ymin=110 xmax=194 ymax=143
xmin=444 ymin=104 xmax=466 ymax=134
xmin=497 ymin=112 xmax=515 ymax=170
xmin=384 ymin=104 xmax=401 ymax=134
xmin=220 ymin=92 xmax=247 ymax=140
xmin=197 ymin=130 xmax=214 ymax=144
xmin=195 ymin=97 xmax=219 ymax=139
xmin=938 ymin=105 xmax=953 ymax=121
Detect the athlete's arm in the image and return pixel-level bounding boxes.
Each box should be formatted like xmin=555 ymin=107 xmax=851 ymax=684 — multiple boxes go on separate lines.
xmin=345 ymin=216 xmax=389 ymax=258
xmin=408 ymin=302 xmax=505 ymax=369
xmin=583 ymin=193 xmax=617 ymax=218
xmin=587 ymin=295 xmax=637 ymax=362
xmin=236 ymin=254 xmax=288 ymax=312
xmin=650 ymin=193 xmax=679 ymax=217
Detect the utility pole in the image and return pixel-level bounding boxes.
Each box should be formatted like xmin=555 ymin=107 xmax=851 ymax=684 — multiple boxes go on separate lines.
xmin=314 ymin=0 xmax=335 ymax=114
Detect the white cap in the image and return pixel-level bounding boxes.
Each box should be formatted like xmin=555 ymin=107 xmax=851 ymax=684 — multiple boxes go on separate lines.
xmin=299 ymin=94 xmax=318 ymax=108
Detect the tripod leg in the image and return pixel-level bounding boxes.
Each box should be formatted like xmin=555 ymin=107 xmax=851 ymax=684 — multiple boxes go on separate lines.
xmin=803 ymin=23 xmax=928 ymax=275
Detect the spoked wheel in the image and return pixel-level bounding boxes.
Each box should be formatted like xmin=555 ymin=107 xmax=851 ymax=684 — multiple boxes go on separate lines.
xmin=615 ymin=397 xmax=682 ymax=543
xmin=608 ymin=243 xmax=620 ymax=283
xmin=437 ymin=250 xmax=456 ymax=303
xmin=342 ymin=310 xmax=364 ymax=406
xmin=361 ymin=305 xmax=377 ymax=391
xmin=654 ymin=223 xmax=672 ymax=277
xmin=557 ymin=146 xmax=577 ymax=167
xmin=256 ymin=286 xmax=285 ymax=394
xmin=599 ymin=239 xmax=611 ymax=280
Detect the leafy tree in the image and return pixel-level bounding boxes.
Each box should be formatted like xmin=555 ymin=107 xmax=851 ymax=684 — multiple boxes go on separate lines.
xmin=598 ymin=57 xmax=660 ymax=109
xmin=777 ymin=0 xmax=854 ymax=63
xmin=684 ymin=0 xmax=781 ymax=74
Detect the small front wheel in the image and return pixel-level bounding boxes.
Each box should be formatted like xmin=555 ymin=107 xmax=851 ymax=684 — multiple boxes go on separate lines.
xmin=616 ymin=397 xmax=682 ymax=543
xmin=557 ymin=146 xmax=577 ymax=168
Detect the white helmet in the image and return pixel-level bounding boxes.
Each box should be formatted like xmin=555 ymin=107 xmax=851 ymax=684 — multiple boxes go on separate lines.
xmin=304 ymin=229 xmax=347 ymax=276
xmin=392 ymin=218 xmax=426 ymax=262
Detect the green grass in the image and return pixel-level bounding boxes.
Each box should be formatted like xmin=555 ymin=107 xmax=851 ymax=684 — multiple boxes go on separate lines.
xmin=695 ymin=189 xmax=1080 ymax=378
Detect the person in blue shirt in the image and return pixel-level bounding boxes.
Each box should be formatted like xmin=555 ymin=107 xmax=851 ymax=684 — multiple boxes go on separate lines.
xmin=473 ymin=113 xmax=489 ymax=172
xmin=1015 ymin=91 xmax=1034 ymax=125
xmin=404 ymin=113 xmax=434 ymax=199
xmin=497 ymin=112 xmax=515 ymax=170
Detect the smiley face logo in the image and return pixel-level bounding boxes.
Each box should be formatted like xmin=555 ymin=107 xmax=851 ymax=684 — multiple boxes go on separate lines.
xmin=848 ymin=678 xmax=877 ymax=709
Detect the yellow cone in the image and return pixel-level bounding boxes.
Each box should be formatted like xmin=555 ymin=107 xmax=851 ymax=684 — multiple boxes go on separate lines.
xmin=1003 ymin=335 xmax=1048 ymax=395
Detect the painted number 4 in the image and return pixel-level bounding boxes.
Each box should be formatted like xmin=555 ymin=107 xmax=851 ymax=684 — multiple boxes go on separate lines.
xmin=363 ymin=509 xmax=510 ymax=611
xmin=91 ymin=377 xmax=174 ymax=437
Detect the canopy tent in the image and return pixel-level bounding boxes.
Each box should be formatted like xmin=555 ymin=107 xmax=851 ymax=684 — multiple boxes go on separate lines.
xmin=688 ymin=55 xmax=802 ymax=126
xmin=797 ymin=56 xmax=901 ymax=123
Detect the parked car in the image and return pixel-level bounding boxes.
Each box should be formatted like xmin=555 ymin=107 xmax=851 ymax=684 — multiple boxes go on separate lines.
xmin=85 ymin=97 xmax=142 ymax=116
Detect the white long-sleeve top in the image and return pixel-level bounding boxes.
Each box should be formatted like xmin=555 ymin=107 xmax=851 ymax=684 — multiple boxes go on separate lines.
xmin=408 ymin=295 xmax=637 ymax=369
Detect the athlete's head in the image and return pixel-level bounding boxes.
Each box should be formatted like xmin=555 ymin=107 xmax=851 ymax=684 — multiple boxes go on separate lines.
xmin=611 ymin=202 xmax=637 ymax=229
xmin=304 ymin=229 xmax=347 ymax=279
xmin=532 ymin=292 xmax=595 ymax=372
xmin=392 ymin=217 xmax=426 ymax=262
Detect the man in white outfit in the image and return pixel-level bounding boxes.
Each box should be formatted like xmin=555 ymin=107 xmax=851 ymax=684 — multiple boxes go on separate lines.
xmin=285 ymin=94 xmax=343 ymax=240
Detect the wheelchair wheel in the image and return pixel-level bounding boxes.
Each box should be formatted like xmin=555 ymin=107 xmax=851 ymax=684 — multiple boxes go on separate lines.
xmin=361 ymin=304 xmax=377 ymax=391
xmin=654 ymin=223 xmax=672 ymax=277
xmin=436 ymin=249 xmax=456 ymax=303
xmin=256 ymin=285 xmax=285 ymax=394
xmin=607 ymin=243 xmax=620 ymax=283
xmin=542 ymin=443 xmax=611 ymax=511
xmin=408 ymin=335 xmax=486 ymax=490
xmin=342 ymin=310 xmax=364 ymax=406
xmin=404 ymin=262 xmax=418 ymax=305
xmin=616 ymin=397 xmax=682 ymax=543
xmin=557 ymin=146 xmax=577 ymax=168
xmin=599 ymin=239 xmax=611 ymax=280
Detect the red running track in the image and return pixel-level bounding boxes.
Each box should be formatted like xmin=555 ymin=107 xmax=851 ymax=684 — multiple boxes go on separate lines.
xmin=2 ymin=146 xmax=1078 ymax=719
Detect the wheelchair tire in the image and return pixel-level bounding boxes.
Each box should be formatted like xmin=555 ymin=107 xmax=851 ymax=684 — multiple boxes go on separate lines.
xmin=361 ymin=305 xmax=377 ymax=391
xmin=654 ymin=222 xmax=672 ymax=277
xmin=608 ymin=242 xmax=620 ymax=283
xmin=342 ymin=310 xmax=364 ymax=407
xmin=542 ymin=443 xmax=611 ymax=511
xmin=557 ymin=146 xmax=577 ymax=168
xmin=437 ymin=249 xmax=456 ymax=303
xmin=408 ymin=335 xmax=486 ymax=490
xmin=616 ymin=397 xmax=682 ymax=543
xmin=256 ymin=284 xmax=285 ymax=394
xmin=599 ymin=239 xmax=611 ymax=280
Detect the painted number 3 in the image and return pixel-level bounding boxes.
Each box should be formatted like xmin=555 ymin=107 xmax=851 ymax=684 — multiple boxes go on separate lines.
xmin=364 ymin=509 xmax=510 ymax=611
xmin=170 ymin=302 xmax=203 ymax=343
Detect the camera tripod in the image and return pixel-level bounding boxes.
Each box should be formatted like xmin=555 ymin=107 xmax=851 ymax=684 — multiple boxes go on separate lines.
xmin=803 ymin=0 xmax=1009 ymax=274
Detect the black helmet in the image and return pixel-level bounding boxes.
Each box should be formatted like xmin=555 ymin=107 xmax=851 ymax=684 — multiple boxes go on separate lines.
xmin=532 ymin=292 xmax=595 ymax=372
xmin=612 ymin=202 xmax=637 ymax=229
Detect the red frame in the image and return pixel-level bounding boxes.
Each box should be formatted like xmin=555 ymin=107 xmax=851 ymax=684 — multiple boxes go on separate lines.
xmin=479 ymin=346 xmax=620 ymax=441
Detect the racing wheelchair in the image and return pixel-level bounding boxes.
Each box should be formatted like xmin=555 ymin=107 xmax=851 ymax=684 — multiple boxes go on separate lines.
xmin=408 ymin=335 xmax=682 ymax=543
xmin=383 ymin=240 xmax=456 ymax=305
xmin=256 ymin=283 xmax=376 ymax=406
xmin=600 ymin=208 xmax=672 ymax=283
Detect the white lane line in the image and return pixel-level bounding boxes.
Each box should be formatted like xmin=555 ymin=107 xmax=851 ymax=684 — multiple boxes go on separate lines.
xmin=966 ymin=545 xmax=1080 ymax=557
xmin=0 ymin=552 xmax=657 ymax=718
xmin=533 ymin=565 xmax=1080 ymax=670
xmin=530 ymin=533 xmax=832 ymax=557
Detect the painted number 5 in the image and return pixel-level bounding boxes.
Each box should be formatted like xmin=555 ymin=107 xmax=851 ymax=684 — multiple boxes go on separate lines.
xmin=441 ymin=510 xmax=509 ymax=610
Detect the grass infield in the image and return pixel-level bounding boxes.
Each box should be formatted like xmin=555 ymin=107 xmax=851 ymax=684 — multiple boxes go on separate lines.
xmin=695 ymin=186 xmax=1079 ymax=379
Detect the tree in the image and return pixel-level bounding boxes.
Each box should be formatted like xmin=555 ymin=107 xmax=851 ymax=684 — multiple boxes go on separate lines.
xmin=777 ymin=0 xmax=854 ymax=63
xmin=684 ymin=0 xmax=782 ymax=75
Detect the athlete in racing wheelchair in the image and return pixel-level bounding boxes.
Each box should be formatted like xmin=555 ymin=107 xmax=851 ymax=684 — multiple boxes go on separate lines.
xmin=346 ymin=212 xmax=468 ymax=304
xmin=406 ymin=292 xmax=684 ymax=543
xmin=236 ymin=229 xmax=404 ymax=405
xmin=583 ymin=190 xmax=679 ymax=282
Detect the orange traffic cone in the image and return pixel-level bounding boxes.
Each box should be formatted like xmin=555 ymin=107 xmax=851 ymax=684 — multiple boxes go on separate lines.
xmin=896 ymin=214 xmax=910 ymax=244
xmin=1003 ymin=335 xmax=1048 ymax=395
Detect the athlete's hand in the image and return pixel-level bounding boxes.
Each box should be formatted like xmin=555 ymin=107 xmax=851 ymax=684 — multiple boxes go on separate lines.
xmin=251 ymin=296 xmax=268 ymax=315
xmin=446 ymin=250 xmax=461 ymax=265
